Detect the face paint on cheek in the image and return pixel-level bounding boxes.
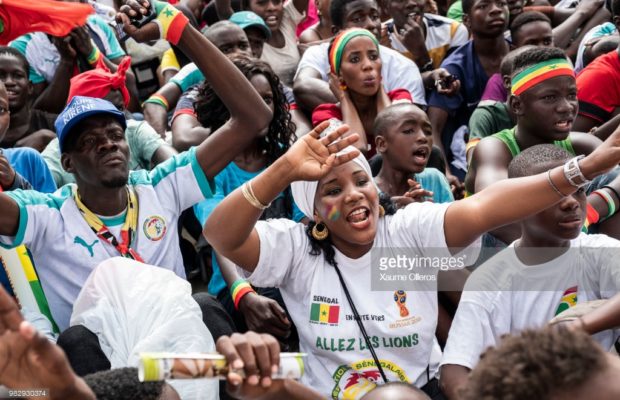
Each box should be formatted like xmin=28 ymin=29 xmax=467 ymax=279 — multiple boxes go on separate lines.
xmin=325 ymin=203 xmax=341 ymax=221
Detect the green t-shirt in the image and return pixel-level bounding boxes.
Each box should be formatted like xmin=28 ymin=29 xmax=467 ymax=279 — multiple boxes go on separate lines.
xmin=468 ymin=101 xmax=514 ymax=141
xmin=42 ymin=119 xmax=165 ymax=187
xmin=447 ymin=0 xmax=463 ymax=22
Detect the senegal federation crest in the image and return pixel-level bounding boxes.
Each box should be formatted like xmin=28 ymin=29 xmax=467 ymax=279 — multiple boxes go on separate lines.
xmin=143 ymin=216 xmax=167 ymax=241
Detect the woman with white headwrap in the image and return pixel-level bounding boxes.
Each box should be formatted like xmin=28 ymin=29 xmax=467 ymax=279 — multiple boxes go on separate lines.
xmin=204 ymin=121 xmax=620 ymax=399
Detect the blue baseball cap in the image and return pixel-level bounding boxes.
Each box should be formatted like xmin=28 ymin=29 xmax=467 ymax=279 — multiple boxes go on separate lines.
xmin=229 ymin=11 xmax=271 ymax=39
xmin=55 ymin=96 xmax=127 ymax=153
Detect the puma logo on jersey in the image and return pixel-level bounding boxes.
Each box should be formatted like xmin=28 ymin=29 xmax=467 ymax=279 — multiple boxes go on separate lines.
xmin=74 ymin=236 xmax=99 ymax=257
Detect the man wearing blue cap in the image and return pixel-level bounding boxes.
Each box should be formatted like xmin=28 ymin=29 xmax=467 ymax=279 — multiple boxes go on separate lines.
xmin=0 ymin=0 xmax=271 ymax=371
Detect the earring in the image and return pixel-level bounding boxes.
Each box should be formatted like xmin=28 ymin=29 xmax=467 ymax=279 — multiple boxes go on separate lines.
xmin=339 ymin=84 xmax=347 ymax=91
xmin=312 ymin=222 xmax=329 ymax=241
xmin=379 ymin=205 xmax=385 ymax=217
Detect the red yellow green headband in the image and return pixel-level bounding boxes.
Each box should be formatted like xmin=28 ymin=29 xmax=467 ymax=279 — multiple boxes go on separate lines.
xmin=511 ymin=58 xmax=574 ymax=96
xmin=329 ymin=28 xmax=380 ymax=75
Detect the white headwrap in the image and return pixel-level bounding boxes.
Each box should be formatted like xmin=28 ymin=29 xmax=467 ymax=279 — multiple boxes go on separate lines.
xmin=291 ymin=146 xmax=377 ymax=219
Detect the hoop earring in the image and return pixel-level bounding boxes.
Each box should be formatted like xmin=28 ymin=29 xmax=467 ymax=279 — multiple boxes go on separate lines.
xmin=312 ymin=222 xmax=329 ymax=241
xmin=379 ymin=205 xmax=385 ymax=218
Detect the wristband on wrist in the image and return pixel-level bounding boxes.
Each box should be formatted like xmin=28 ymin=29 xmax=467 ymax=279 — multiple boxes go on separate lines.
xmin=563 ymin=155 xmax=590 ymax=188
xmin=87 ymin=44 xmax=102 ymax=66
xmin=153 ymin=0 xmax=190 ymax=45
xmin=592 ymin=189 xmax=616 ymax=220
xmin=143 ymin=94 xmax=169 ymax=110
xmin=231 ymin=279 xmax=255 ymax=310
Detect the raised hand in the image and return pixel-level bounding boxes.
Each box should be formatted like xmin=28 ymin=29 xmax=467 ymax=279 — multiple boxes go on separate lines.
xmin=69 ymin=27 xmax=94 ymax=58
xmin=51 ymin=36 xmax=76 ymax=62
xmin=0 ymin=286 xmax=94 ymax=400
xmin=116 ymin=0 xmax=161 ymax=43
xmin=282 ymin=121 xmax=361 ymax=182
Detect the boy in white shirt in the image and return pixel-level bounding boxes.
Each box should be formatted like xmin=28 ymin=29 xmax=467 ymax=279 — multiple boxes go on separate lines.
xmin=439 ymin=144 xmax=620 ymax=399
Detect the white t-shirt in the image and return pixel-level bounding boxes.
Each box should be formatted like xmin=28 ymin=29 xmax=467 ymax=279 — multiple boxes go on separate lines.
xmin=295 ymin=42 xmax=427 ymax=106
xmin=0 ymin=148 xmax=212 ymax=330
xmin=245 ymin=202 xmax=479 ymax=399
xmin=441 ymin=233 xmax=620 ymax=370
xmin=260 ymin=1 xmax=305 ymax=87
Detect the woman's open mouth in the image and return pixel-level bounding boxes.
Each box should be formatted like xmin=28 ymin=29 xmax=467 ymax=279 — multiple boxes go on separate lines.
xmin=346 ymin=207 xmax=371 ymax=229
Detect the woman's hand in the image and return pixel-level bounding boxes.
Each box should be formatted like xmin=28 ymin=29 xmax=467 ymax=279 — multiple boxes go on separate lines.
xmin=281 ymin=121 xmax=360 ymax=182
xmin=328 ymin=73 xmax=348 ymax=102
xmin=375 ymin=85 xmax=391 ymax=114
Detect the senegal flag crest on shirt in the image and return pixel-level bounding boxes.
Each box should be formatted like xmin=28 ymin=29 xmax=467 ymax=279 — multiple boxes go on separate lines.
xmin=310 ymin=302 xmax=340 ymax=325
xmin=554 ymin=286 xmax=578 ymax=316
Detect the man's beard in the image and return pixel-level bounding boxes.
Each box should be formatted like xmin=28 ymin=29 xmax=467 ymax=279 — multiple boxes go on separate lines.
xmin=101 ymin=174 xmax=129 ymax=188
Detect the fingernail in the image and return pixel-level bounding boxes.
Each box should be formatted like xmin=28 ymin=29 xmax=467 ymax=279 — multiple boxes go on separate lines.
xmin=262 ymin=377 xmax=272 ymax=387
xmin=231 ymin=376 xmax=241 ymax=386
xmin=233 ymin=360 xmax=244 ymax=369
xmin=248 ymin=375 xmax=259 ymax=386
xmin=129 ymin=10 xmax=136 ymax=15
xmin=272 ymin=364 xmax=279 ymax=374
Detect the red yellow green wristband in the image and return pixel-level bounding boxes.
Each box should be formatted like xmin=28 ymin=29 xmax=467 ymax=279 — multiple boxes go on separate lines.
xmin=143 ymin=94 xmax=169 ymax=110
xmin=231 ymin=279 xmax=255 ymax=310
xmin=87 ymin=44 xmax=102 ymax=66
xmin=153 ymin=0 xmax=189 ymax=45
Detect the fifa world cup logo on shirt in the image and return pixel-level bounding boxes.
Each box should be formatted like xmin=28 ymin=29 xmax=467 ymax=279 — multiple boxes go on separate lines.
xmin=394 ymin=290 xmax=409 ymax=317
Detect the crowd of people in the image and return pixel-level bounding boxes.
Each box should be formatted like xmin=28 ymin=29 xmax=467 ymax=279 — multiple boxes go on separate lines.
xmin=1 ymin=0 xmax=620 ymax=398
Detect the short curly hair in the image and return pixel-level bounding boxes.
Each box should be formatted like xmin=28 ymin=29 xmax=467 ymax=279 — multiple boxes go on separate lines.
xmin=84 ymin=367 xmax=164 ymax=400
xmin=461 ymin=327 xmax=608 ymax=400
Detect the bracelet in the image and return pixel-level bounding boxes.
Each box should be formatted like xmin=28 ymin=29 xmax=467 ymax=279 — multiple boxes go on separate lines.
xmin=592 ymin=189 xmax=616 ymax=220
xmin=547 ymin=170 xmax=568 ymax=198
xmin=563 ymin=155 xmax=590 ymax=188
xmin=153 ymin=0 xmax=190 ymax=45
xmin=231 ymin=279 xmax=255 ymax=310
xmin=87 ymin=44 xmax=102 ymax=66
xmin=143 ymin=94 xmax=169 ymax=110
xmin=241 ymin=181 xmax=271 ymax=210
xmin=602 ymin=185 xmax=620 ymax=205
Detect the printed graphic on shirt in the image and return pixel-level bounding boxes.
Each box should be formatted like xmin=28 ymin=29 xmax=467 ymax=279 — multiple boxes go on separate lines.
xmin=555 ymin=286 xmax=578 ymax=316
xmin=310 ymin=295 xmax=340 ymax=325
xmin=143 ymin=215 xmax=167 ymax=241
xmin=331 ymin=358 xmax=409 ymax=399
xmin=315 ymin=334 xmax=420 ymax=353
xmin=74 ymin=236 xmax=99 ymax=257
xmin=394 ymin=290 xmax=409 ymax=317
xmin=388 ymin=290 xmax=422 ymax=329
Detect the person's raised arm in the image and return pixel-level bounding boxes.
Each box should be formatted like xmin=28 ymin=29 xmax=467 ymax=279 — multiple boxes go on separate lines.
xmin=443 ymin=124 xmax=620 ymax=249
xmin=143 ymin=82 xmax=184 ymax=138
xmin=171 ymin=113 xmax=211 ymax=151
xmin=33 ymin=37 xmax=75 ymax=114
xmin=203 ymin=123 xmax=359 ymax=271
xmin=293 ymin=67 xmax=338 ymax=114
xmin=118 ymin=0 xmax=272 ymax=180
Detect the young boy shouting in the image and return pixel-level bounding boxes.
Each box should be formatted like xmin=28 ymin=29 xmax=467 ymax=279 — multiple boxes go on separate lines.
xmin=439 ymin=144 xmax=620 ymax=399
xmin=374 ymin=103 xmax=454 ymax=207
